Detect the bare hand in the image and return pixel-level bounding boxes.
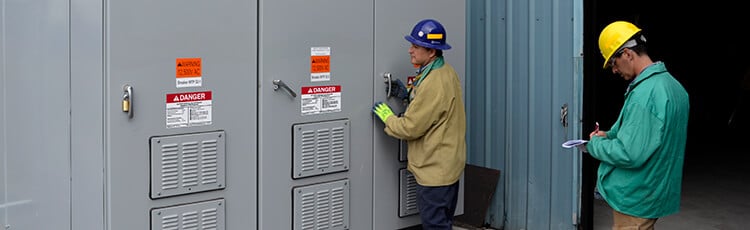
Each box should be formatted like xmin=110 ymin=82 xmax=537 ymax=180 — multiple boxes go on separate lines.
xmin=589 ymin=130 xmax=606 ymax=139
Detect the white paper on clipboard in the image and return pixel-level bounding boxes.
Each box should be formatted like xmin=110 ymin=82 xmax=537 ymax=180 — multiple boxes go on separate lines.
xmin=561 ymin=139 xmax=589 ymax=153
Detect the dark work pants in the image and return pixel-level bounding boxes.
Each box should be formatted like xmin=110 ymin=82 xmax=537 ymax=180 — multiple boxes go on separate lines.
xmin=416 ymin=181 xmax=460 ymax=230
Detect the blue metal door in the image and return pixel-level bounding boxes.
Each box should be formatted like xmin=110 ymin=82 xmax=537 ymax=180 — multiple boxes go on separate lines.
xmin=465 ymin=0 xmax=584 ymax=229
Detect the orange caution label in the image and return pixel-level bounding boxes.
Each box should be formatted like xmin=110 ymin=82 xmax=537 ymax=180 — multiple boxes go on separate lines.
xmin=311 ymin=56 xmax=330 ymax=73
xmin=176 ymin=58 xmax=202 ymax=78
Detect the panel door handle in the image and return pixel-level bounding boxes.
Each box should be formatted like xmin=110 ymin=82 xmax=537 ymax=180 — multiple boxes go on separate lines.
xmin=383 ymin=72 xmax=392 ymax=98
xmin=272 ymin=79 xmax=297 ymax=98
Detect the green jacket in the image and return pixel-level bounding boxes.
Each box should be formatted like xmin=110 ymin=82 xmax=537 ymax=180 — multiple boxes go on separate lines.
xmin=383 ymin=62 xmax=466 ymax=186
xmin=587 ymin=62 xmax=689 ymax=218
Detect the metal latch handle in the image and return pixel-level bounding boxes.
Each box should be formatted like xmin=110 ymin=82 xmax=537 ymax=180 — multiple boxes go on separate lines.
xmin=272 ymin=79 xmax=297 ymax=98
xmin=383 ymin=72 xmax=392 ymax=98
xmin=560 ymin=103 xmax=568 ymax=128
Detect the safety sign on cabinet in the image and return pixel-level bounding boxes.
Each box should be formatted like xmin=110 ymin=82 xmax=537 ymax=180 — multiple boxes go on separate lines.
xmin=301 ymin=85 xmax=341 ymax=116
xmin=166 ymin=91 xmax=213 ymax=128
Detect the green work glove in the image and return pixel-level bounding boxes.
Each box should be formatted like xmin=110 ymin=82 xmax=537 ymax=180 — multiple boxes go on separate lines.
xmin=372 ymin=102 xmax=394 ymax=122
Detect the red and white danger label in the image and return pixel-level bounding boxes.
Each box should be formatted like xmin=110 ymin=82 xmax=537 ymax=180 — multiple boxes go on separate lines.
xmin=301 ymin=85 xmax=341 ymax=115
xmin=165 ymin=91 xmax=212 ymax=128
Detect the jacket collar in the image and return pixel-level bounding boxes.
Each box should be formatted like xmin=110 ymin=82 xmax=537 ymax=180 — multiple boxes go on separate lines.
xmin=625 ymin=61 xmax=667 ymax=96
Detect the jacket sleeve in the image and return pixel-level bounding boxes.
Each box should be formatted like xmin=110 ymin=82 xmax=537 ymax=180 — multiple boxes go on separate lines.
xmin=587 ymin=102 xmax=663 ymax=168
xmin=383 ymin=73 xmax=448 ymax=140
xmin=606 ymin=119 xmax=620 ymax=138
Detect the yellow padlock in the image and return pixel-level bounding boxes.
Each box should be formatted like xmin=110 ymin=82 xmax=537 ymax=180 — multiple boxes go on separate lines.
xmin=122 ymin=100 xmax=130 ymax=112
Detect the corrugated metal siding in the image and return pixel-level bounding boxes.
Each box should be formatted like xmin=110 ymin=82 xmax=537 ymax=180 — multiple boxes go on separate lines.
xmin=466 ymin=0 xmax=583 ymax=229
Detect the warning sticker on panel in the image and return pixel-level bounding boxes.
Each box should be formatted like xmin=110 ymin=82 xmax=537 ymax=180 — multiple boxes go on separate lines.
xmin=166 ymin=91 xmax=212 ymax=128
xmin=310 ymin=47 xmax=331 ymax=82
xmin=176 ymin=58 xmax=202 ymax=88
xmin=301 ymin=85 xmax=341 ymax=116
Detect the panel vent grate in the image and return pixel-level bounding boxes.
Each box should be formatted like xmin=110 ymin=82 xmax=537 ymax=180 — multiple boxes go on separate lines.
xmin=150 ymin=131 xmax=226 ymax=199
xmin=399 ymin=168 xmax=420 ymax=217
xmin=294 ymin=180 xmax=349 ymax=230
xmin=293 ymin=120 xmax=349 ymax=179
xmin=151 ymin=199 xmax=225 ymax=230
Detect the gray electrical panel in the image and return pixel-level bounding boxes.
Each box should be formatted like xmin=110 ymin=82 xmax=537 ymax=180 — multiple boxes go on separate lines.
xmin=259 ymin=0 xmax=465 ymax=229
xmin=1 ymin=0 xmax=258 ymax=229
xmin=257 ymin=0 xmax=375 ymax=229
xmin=101 ymin=0 xmax=258 ymax=228
xmin=1 ymin=0 xmax=463 ymax=229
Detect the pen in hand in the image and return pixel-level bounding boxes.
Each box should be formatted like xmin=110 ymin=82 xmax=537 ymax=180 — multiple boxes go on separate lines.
xmin=590 ymin=121 xmax=602 ymax=139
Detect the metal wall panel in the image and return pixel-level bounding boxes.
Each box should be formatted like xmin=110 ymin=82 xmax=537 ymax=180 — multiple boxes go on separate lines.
xmin=0 ymin=0 xmax=71 ymax=229
xmin=70 ymin=0 xmax=106 ymax=228
xmin=466 ymin=1 xmax=506 ymax=227
xmin=465 ymin=0 xmax=583 ymax=229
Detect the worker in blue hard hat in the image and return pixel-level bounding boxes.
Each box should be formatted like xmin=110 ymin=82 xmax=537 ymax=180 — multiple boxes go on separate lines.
xmin=373 ymin=18 xmax=466 ymax=230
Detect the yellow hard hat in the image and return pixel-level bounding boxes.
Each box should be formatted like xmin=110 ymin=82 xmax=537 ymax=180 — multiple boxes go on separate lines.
xmin=598 ymin=21 xmax=641 ymax=68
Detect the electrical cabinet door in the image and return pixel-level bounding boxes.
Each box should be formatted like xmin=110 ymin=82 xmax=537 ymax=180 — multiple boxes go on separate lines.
xmin=105 ymin=0 xmax=257 ymax=229
xmin=258 ymin=0 xmax=374 ymax=229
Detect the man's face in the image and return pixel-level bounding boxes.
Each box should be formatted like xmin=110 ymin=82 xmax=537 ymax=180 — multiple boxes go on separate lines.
xmin=409 ymin=44 xmax=435 ymax=66
xmin=608 ymin=48 xmax=635 ymax=81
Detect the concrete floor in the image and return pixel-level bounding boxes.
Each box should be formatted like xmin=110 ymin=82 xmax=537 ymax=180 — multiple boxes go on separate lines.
xmin=593 ymin=149 xmax=750 ymax=230
xmin=418 ymin=142 xmax=750 ymax=230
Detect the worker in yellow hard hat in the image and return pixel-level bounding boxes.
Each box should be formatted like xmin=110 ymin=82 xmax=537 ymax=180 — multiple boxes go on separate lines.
xmin=587 ymin=20 xmax=691 ymax=230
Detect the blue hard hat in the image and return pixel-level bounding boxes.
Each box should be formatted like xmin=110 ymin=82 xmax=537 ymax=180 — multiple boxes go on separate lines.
xmin=404 ymin=19 xmax=452 ymax=50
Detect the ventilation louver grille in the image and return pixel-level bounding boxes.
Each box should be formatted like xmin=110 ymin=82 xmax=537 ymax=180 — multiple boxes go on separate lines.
xmin=293 ymin=120 xmax=349 ymax=179
xmin=294 ymin=180 xmax=349 ymax=230
xmin=399 ymin=169 xmax=419 ymax=217
xmin=150 ymin=131 xmax=226 ymax=199
xmin=151 ymin=199 xmax=225 ymax=230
